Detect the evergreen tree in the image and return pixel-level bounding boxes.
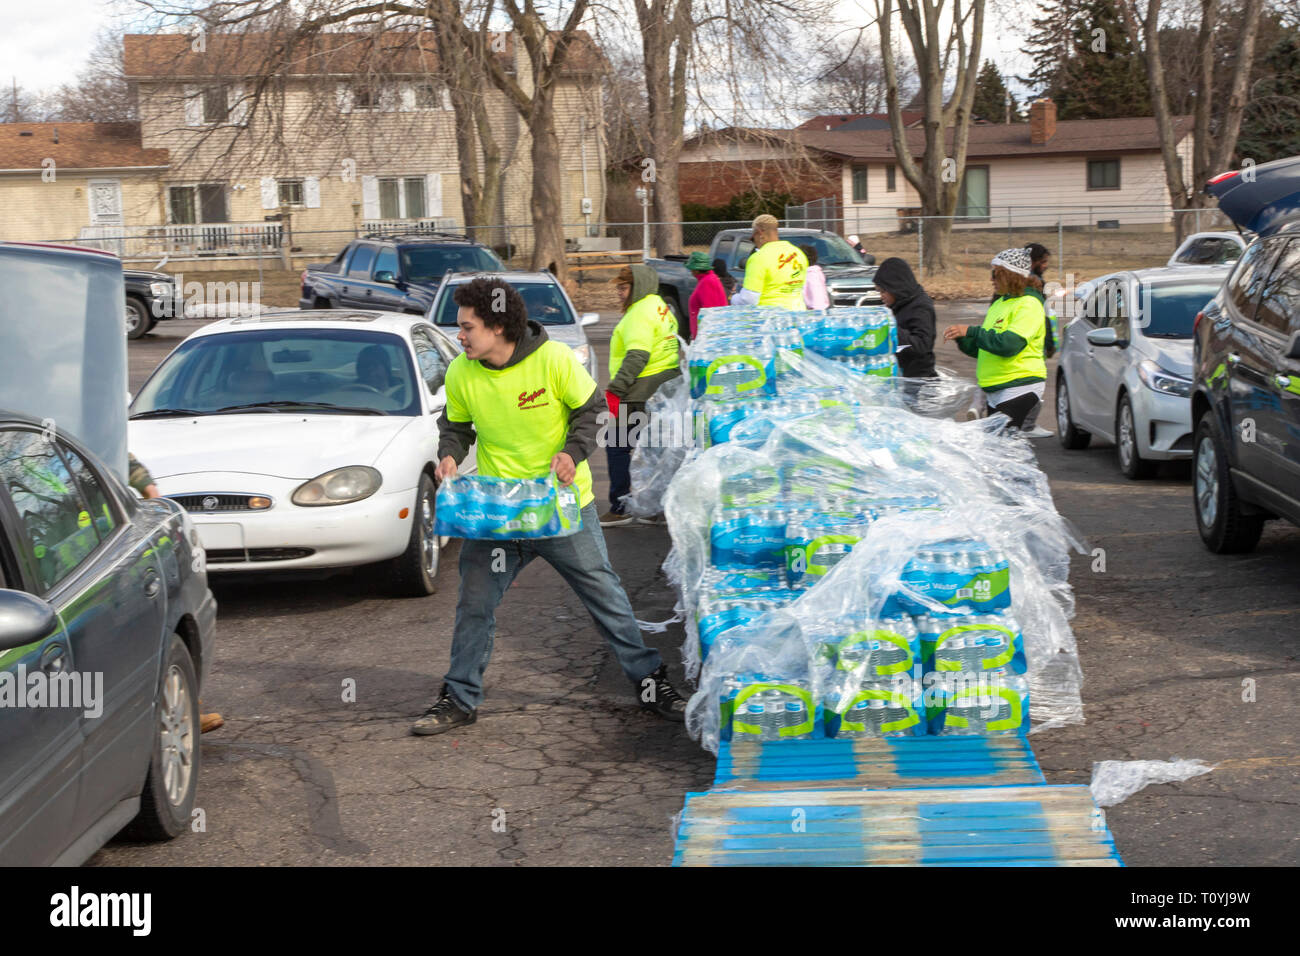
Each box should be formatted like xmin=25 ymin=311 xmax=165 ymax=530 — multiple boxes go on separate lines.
xmin=1237 ymin=33 xmax=1300 ymax=164
xmin=973 ymin=60 xmax=1016 ymax=123
xmin=1022 ymin=0 xmax=1149 ymax=119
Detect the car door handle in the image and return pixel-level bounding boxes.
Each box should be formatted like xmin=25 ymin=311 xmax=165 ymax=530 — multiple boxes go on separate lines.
xmin=143 ymin=570 xmax=161 ymax=598
xmin=40 ymin=644 xmax=67 ymax=674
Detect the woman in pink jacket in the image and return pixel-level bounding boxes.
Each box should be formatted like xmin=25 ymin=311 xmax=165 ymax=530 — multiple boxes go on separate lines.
xmin=686 ymin=251 xmax=727 ymax=339
xmin=801 ymin=244 xmax=830 ymax=310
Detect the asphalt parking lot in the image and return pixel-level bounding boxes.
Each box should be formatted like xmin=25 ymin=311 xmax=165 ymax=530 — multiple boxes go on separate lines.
xmin=95 ymin=305 xmax=1300 ymax=866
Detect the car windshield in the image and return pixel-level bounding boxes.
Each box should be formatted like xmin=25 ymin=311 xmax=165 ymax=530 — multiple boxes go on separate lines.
xmin=131 ymin=328 xmax=421 ymax=417
xmin=1176 ymin=238 xmax=1242 ymax=265
xmin=1140 ymin=285 xmax=1223 ymax=338
xmin=789 ymin=234 xmax=866 ymax=267
xmin=434 ymin=280 xmax=575 ymax=327
xmin=401 ymin=246 xmax=504 ymax=282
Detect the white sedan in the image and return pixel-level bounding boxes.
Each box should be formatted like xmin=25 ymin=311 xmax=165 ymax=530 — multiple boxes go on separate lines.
xmin=129 ymin=310 xmax=474 ymax=595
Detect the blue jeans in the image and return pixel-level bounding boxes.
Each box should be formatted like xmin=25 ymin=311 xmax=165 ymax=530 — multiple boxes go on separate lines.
xmin=443 ymin=502 xmax=663 ymax=711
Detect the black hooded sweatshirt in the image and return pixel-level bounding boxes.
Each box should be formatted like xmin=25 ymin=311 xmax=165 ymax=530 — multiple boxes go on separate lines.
xmin=872 ymin=257 xmax=937 ymax=379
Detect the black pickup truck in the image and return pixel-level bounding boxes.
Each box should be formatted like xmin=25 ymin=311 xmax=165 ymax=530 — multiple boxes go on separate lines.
xmin=124 ymin=269 xmax=180 ymax=340
xmin=646 ymin=227 xmax=880 ymax=334
xmin=299 ymin=233 xmax=504 ymax=314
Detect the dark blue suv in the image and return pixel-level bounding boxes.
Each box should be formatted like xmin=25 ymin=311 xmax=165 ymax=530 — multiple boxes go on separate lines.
xmin=1192 ymin=155 xmax=1300 ymax=552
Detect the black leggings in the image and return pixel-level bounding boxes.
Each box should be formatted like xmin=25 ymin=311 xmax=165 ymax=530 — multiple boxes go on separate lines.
xmin=987 ymin=392 xmax=1040 ymax=430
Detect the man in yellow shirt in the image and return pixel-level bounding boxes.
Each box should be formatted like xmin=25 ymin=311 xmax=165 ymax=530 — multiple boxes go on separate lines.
xmin=731 ymin=214 xmax=809 ymax=309
xmin=413 ymin=277 xmax=687 ymax=734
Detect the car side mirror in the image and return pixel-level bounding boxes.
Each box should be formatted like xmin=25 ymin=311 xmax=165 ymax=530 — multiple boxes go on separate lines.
xmin=581 ymin=313 xmax=599 ymax=328
xmin=1286 ymin=331 xmax=1300 ymax=361
xmin=374 ymin=271 xmax=396 ymax=284
xmin=862 ymin=254 xmax=876 ymax=265
xmin=0 ymin=589 xmax=59 ymax=651
xmin=1086 ymin=327 xmax=1121 ymax=348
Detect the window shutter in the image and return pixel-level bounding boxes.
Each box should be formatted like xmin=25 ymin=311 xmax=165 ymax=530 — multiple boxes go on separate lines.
xmin=336 ymin=83 xmax=353 ymax=113
xmin=361 ymin=175 xmax=380 ymax=219
xmin=304 ymin=177 xmax=321 ymax=209
xmin=228 ymin=83 xmax=249 ymax=126
xmin=425 ymin=173 xmax=443 ymax=218
xmin=379 ymin=85 xmax=399 ymax=112
xmin=260 ymin=177 xmax=278 ymax=210
xmin=400 ymin=84 xmax=416 ymax=112
xmin=184 ymin=85 xmax=202 ymax=126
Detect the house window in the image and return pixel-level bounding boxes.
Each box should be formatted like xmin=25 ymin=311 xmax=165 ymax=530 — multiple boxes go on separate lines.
xmin=202 ymin=85 xmax=229 ymax=124
xmin=851 ymin=165 xmax=869 ymax=203
xmin=352 ymin=85 xmax=379 ymax=111
xmin=1088 ymin=159 xmax=1121 ymax=190
xmin=956 ymin=165 xmax=990 ymax=220
xmin=886 ymin=165 xmax=896 ymax=192
xmin=379 ymin=177 xmax=426 ymax=219
xmin=168 ymin=184 xmax=228 ymax=224
xmin=413 ymin=83 xmax=443 ymax=110
xmin=278 ymin=179 xmax=305 ymax=206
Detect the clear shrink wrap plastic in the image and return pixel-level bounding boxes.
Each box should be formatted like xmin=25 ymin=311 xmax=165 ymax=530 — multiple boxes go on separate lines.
xmin=658 ymin=305 xmax=1088 ymax=754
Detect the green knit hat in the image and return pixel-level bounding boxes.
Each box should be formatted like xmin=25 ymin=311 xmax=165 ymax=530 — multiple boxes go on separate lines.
xmin=686 ymin=251 xmax=713 ymax=272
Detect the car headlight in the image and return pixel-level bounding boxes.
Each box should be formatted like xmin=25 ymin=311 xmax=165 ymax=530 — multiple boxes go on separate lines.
xmin=572 ymin=344 xmax=592 ymax=366
xmin=1138 ymin=360 xmax=1192 ymax=397
xmin=150 ymin=281 xmax=174 ymax=297
xmin=291 ymin=466 xmax=382 ymax=506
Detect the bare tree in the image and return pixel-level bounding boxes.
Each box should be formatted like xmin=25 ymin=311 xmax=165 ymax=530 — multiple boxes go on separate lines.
xmin=52 ymin=30 xmax=138 ymax=122
xmin=1117 ymin=0 xmax=1265 ymax=242
xmin=876 ymin=0 xmax=986 ymax=272
xmin=1 ymin=80 xmax=53 ymax=123
xmin=811 ymin=34 xmax=912 ymax=115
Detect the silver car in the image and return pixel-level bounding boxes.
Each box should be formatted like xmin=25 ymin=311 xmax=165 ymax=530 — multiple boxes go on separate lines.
xmin=1055 ymin=266 xmax=1229 ymax=478
xmin=427 ymin=271 xmax=600 ymax=379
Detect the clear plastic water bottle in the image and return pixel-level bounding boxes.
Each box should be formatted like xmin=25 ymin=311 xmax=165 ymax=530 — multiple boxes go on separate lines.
xmin=763 ymin=688 xmax=787 ymax=741
xmin=784 ymin=696 xmax=809 ymax=739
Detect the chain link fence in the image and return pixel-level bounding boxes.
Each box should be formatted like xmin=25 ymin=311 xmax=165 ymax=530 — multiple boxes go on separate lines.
xmin=49 ymin=203 xmax=1239 ymax=301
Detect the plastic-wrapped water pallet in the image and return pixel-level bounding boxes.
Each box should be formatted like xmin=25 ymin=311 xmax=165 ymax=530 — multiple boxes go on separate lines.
xmin=673 ymin=785 xmax=1122 ymax=867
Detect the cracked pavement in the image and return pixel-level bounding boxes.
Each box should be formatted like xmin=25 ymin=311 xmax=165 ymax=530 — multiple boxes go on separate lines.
xmin=94 ymin=306 xmax=1298 ymax=866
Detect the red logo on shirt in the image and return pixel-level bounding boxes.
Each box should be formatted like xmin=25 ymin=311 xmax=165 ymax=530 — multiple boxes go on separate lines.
xmin=778 ymin=251 xmax=798 ymax=269
xmin=518 ymin=387 xmax=549 ymax=409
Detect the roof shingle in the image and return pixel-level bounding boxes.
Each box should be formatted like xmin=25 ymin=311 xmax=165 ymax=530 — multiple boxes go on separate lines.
xmin=0 ymin=122 xmax=169 ymax=171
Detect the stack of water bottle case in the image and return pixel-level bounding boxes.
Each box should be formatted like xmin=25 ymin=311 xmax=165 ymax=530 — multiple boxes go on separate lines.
xmin=658 ymin=305 xmax=1086 ymax=755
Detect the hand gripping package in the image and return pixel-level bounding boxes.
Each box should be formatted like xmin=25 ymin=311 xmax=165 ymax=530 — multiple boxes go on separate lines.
xmin=434 ymin=473 xmax=581 ymax=540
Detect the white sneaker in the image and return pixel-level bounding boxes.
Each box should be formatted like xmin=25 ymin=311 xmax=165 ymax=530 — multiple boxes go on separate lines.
xmin=965 ymin=406 xmax=981 ymax=421
xmin=1022 ymin=426 xmax=1054 ymax=438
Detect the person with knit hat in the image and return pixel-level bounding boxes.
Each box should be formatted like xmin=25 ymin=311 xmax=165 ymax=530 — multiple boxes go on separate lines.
xmin=601 ymin=263 xmax=682 ymax=526
xmin=686 ymin=250 xmax=727 ymax=339
xmin=871 ymin=257 xmax=936 ymax=379
xmin=731 ymin=214 xmax=808 ymax=309
xmin=942 ymin=247 xmax=1047 ymax=430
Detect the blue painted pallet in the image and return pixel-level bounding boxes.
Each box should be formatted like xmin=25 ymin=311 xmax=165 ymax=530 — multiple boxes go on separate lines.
xmin=714 ymin=736 xmax=1045 ymax=791
xmin=672 ymin=784 xmax=1122 ymax=867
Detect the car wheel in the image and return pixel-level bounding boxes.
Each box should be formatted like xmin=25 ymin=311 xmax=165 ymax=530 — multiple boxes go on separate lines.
xmin=1193 ymin=413 xmax=1264 ymax=553
xmin=1055 ymin=374 xmax=1091 ymax=450
xmin=388 ymin=472 xmax=439 ymax=597
xmin=125 ymin=297 xmax=151 ymax=340
xmin=122 ymin=633 xmax=200 ymax=841
xmin=1116 ymin=395 xmax=1157 ymax=479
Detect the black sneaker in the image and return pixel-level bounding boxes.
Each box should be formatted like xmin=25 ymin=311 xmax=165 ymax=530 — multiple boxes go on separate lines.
xmin=410 ymin=686 xmax=477 ymax=736
xmin=634 ymin=665 xmax=687 ymax=722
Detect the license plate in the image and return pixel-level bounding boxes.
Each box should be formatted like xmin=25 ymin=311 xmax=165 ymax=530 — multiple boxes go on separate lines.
xmin=196 ymin=523 xmax=244 ymax=550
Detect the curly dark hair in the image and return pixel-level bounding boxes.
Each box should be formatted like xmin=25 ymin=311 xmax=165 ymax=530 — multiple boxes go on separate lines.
xmin=452 ymin=276 xmax=528 ymax=342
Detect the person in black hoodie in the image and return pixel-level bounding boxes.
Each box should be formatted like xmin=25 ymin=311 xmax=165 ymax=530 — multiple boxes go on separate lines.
xmin=871 ymin=257 xmax=937 ymax=379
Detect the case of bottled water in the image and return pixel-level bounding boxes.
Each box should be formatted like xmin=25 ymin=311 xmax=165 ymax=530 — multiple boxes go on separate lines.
xmin=434 ymin=473 xmax=581 ymax=540
xmin=801 ymin=307 xmax=896 ymax=359
xmin=696 ymin=590 xmax=801 ymax=662
xmin=916 ymin=611 xmax=1027 ymax=675
xmin=897 ymin=539 xmax=1012 ymax=614
xmin=925 ymin=672 xmax=1030 ymax=736
xmin=720 ymin=674 xmax=821 ymax=743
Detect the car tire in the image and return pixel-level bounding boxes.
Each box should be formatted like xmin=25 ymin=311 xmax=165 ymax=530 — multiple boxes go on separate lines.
xmin=388 ymin=471 xmax=440 ymax=597
xmin=122 ymin=633 xmax=201 ymax=841
xmin=1194 ymin=412 xmax=1264 ymax=553
xmin=1055 ymin=374 xmax=1091 ymax=449
xmin=1116 ymin=394 xmax=1157 ymax=479
xmin=125 ymin=297 xmax=151 ymax=340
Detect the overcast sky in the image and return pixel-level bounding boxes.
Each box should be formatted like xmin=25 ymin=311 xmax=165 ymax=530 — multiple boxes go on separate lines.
xmin=1 ymin=0 xmax=1035 ymax=100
